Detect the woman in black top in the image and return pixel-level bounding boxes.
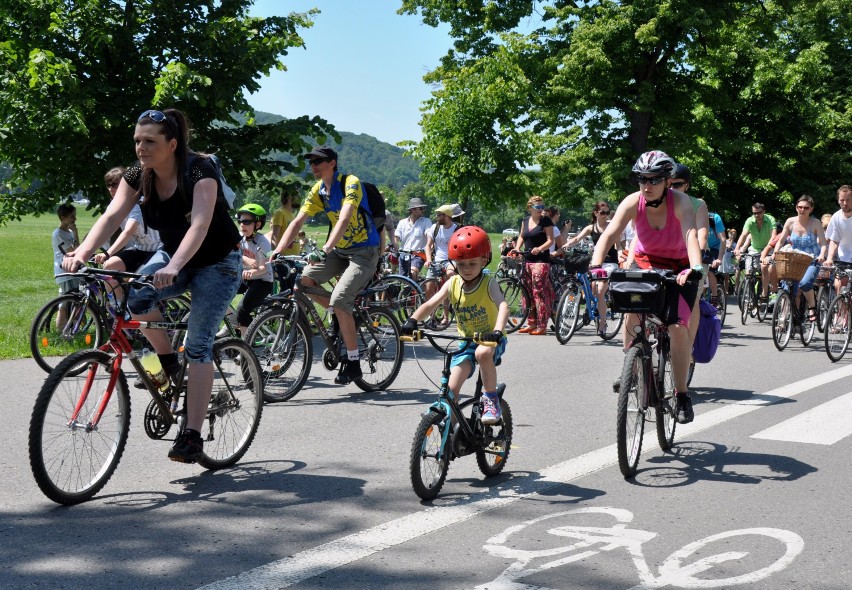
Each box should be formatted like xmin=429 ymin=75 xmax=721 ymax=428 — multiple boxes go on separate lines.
xmin=63 ymin=108 xmax=242 ymax=464
xmin=563 ymin=201 xmax=620 ymax=336
xmin=512 ymin=195 xmax=555 ymax=334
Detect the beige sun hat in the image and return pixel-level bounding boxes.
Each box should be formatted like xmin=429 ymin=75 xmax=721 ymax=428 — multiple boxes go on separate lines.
xmin=435 ymin=204 xmax=455 ymax=216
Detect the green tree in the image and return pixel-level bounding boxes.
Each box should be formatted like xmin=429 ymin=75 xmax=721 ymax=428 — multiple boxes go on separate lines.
xmin=0 ymin=0 xmax=336 ymax=224
xmin=400 ymin=0 xmax=852 ymax=220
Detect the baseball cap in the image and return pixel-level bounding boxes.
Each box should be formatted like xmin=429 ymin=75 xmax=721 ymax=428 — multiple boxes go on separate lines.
xmin=303 ymin=146 xmax=338 ymax=162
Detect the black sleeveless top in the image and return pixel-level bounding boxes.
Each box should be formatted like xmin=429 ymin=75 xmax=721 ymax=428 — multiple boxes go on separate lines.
xmin=591 ymin=224 xmax=619 ymax=264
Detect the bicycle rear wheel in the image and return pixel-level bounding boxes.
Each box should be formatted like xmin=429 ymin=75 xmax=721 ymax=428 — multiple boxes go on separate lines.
xmin=354 ymin=306 xmax=403 ymax=391
xmin=371 ymin=275 xmax=424 ymax=322
xmin=472 ymin=397 xmax=513 ymax=477
xmin=244 ymin=304 xmax=313 ymax=402
xmin=715 ymin=285 xmax=727 ymax=326
xmin=196 ymin=338 xmax=263 ymax=470
xmin=29 ymin=350 xmax=130 ymax=505
xmin=739 ymin=279 xmax=752 ymax=325
xmin=498 ymin=278 xmax=531 ymax=334
xmin=554 ymin=285 xmax=581 ymax=344
xmin=601 ymin=288 xmax=624 ymax=340
xmin=824 ymin=296 xmax=851 ymax=362
xmin=771 ymin=290 xmax=793 ymax=351
xmin=655 ymin=345 xmax=677 ymax=451
xmin=30 ymin=294 xmax=107 ymax=376
xmin=617 ymin=345 xmax=646 ymax=478
xmin=410 ymin=410 xmax=450 ymax=500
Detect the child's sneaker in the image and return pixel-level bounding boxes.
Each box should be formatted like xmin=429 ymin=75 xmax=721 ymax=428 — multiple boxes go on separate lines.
xmin=168 ymin=429 xmax=203 ymax=463
xmin=480 ymin=393 xmax=502 ymax=425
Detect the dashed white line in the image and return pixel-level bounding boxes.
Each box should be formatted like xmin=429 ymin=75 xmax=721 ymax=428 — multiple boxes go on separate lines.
xmin=752 ymin=391 xmax=852 ymax=445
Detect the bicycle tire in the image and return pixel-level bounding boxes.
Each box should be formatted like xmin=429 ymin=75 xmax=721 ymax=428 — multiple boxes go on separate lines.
xmin=244 ymin=303 xmax=313 ymax=402
xmin=739 ymin=279 xmax=751 ymax=325
xmin=617 ymin=345 xmax=645 ymax=478
xmin=354 ymin=306 xmax=404 ymax=392
xmin=771 ymin=290 xmax=793 ymax=351
xmin=824 ymin=295 xmax=851 ymax=362
xmin=817 ymin=285 xmax=831 ymax=333
xmin=601 ymin=288 xmax=624 ymax=341
xmin=420 ymin=277 xmax=453 ymax=331
xmin=715 ymin=285 xmax=727 ymax=326
xmin=655 ymin=344 xmax=677 ymax=451
xmin=473 ymin=397 xmax=513 ymax=477
xmin=800 ymin=295 xmax=816 ymax=347
xmin=29 ymin=350 xmax=130 ymax=505
xmin=30 ymin=293 xmax=108 ymax=376
xmin=195 ymin=338 xmax=263 ymax=470
xmin=497 ymin=278 xmax=531 ymax=334
xmin=409 ymin=410 xmax=450 ymax=500
xmin=756 ymin=293 xmax=768 ymax=322
xmin=371 ymin=274 xmax=424 ymax=322
xmin=554 ymin=285 xmax=582 ymax=344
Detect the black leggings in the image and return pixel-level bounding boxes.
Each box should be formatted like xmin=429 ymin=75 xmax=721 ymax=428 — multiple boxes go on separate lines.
xmin=236 ymin=280 xmax=273 ymax=327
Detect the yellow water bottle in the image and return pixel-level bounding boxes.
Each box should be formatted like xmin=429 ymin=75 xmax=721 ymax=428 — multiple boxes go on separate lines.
xmin=140 ymin=348 xmax=169 ymax=391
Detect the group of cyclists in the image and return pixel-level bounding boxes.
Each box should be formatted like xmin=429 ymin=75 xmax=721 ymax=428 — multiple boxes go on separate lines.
xmin=52 ymin=105 xmax=852 ymax=472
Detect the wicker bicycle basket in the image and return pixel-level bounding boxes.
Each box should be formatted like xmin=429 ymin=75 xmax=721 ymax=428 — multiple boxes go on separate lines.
xmin=774 ymin=250 xmax=813 ymax=281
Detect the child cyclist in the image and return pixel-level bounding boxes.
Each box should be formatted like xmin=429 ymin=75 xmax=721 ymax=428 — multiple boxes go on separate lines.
xmin=235 ymin=203 xmax=274 ymax=336
xmin=401 ymin=226 xmax=509 ymax=424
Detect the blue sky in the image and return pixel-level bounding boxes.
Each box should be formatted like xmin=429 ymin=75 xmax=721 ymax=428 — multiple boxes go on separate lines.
xmin=246 ymin=1 xmax=452 ymax=145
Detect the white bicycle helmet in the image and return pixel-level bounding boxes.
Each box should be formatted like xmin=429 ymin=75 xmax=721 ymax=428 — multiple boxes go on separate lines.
xmin=632 ymin=151 xmax=676 ymax=178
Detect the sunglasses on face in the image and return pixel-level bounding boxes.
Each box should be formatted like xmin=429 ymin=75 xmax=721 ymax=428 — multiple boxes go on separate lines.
xmin=598 ymin=210 xmax=611 ymax=215
xmin=530 ymin=204 xmax=545 ymax=210
xmin=238 ymin=218 xmax=256 ymax=225
xmin=796 ymin=205 xmax=812 ymax=210
xmin=671 ymin=181 xmax=687 ymax=189
xmin=637 ymin=176 xmax=667 ymax=186
xmin=308 ymin=158 xmax=329 ymax=166
xmin=753 ymin=211 xmax=765 ymax=215
xmin=138 ymin=109 xmax=167 ymax=123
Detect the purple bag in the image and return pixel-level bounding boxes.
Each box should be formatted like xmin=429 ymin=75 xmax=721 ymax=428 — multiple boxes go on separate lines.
xmin=693 ymin=298 xmax=721 ymax=363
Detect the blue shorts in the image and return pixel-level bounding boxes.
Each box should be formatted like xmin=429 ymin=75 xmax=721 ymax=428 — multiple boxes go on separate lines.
xmin=128 ymin=249 xmax=242 ymax=363
xmin=450 ymin=337 xmax=507 ymax=379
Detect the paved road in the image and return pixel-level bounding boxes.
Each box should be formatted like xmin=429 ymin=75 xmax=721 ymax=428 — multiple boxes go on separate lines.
xmin=2 ymin=302 xmax=851 ymax=589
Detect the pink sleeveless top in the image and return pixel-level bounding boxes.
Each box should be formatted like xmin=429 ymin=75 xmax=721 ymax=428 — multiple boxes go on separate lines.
xmin=634 ymin=189 xmax=688 ymax=261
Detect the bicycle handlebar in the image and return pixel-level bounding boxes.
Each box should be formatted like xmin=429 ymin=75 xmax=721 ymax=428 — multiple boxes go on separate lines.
xmin=56 ymin=266 xmax=159 ymax=290
xmin=400 ymin=329 xmax=498 ymax=348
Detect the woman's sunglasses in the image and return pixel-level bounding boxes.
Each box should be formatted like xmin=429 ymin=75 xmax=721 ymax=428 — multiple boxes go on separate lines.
xmin=637 ymin=176 xmax=667 ymax=185
xmin=138 ymin=109 xmax=167 ymax=123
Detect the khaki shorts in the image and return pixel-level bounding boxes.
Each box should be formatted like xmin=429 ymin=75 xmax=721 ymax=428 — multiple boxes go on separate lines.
xmin=302 ymin=246 xmax=380 ymax=310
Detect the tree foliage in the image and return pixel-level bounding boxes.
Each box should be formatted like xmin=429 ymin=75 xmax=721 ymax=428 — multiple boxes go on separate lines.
xmin=400 ymin=0 xmax=852 ymax=225
xmin=0 ymin=0 xmax=336 ymax=224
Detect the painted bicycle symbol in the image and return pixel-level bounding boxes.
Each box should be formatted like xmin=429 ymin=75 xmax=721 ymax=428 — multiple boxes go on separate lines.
xmin=475 ymin=507 xmax=803 ymax=589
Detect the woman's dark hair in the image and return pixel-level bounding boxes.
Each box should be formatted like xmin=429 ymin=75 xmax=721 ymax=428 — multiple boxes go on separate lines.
xmin=104 ymin=166 xmax=125 ymax=186
xmin=796 ymin=194 xmax=814 ymax=210
xmin=137 ymin=108 xmax=190 ymax=211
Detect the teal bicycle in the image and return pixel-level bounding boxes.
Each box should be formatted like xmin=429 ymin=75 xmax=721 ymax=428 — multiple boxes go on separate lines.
xmin=402 ymin=330 xmax=513 ymax=500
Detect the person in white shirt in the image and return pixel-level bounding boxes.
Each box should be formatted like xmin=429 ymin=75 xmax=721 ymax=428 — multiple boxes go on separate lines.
xmin=424 ymin=204 xmax=459 ymax=326
xmin=824 ymin=185 xmax=852 ymax=295
xmin=395 ymin=197 xmax=431 ymax=279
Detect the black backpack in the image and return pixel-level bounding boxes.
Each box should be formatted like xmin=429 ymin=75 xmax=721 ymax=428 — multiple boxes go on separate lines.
xmin=181 ymin=152 xmax=236 ymax=209
xmin=337 ymin=173 xmax=387 ymax=233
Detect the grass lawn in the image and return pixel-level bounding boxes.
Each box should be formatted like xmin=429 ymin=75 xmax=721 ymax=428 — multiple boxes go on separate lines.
xmin=0 ymin=211 xmax=506 ymax=360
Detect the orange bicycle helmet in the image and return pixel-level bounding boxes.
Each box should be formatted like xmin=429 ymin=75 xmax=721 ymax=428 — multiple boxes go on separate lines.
xmin=448 ymin=226 xmax=492 ymax=263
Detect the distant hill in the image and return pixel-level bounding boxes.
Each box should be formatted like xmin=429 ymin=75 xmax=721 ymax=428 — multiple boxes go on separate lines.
xmin=254 ymin=111 xmax=421 ymax=190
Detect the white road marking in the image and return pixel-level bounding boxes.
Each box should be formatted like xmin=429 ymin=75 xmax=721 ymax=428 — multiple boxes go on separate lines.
xmin=197 ymin=364 xmax=852 ymax=590
xmin=752 ymin=391 xmax=852 ymax=445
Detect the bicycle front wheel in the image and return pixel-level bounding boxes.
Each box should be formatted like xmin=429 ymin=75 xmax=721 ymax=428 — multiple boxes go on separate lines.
xmin=245 ymin=304 xmax=313 ymax=402
xmin=409 ymin=410 xmax=450 ymax=500
xmin=817 ymin=285 xmax=832 ymax=333
xmin=771 ymin=290 xmax=793 ymax=351
xmin=617 ymin=345 xmax=646 ymax=478
xmin=372 ymin=274 xmax=424 ymax=322
xmin=498 ymin=278 xmax=531 ymax=334
xmin=800 ymin=297 xmax=817 ymax=347
xmin=825 ymin=296 xmax=851 ymax=362
xmin=354 ymin=306 xmax=404 ymax=391
xmin=29 ymin=350 xmax=130 ymax=505
xmin=601 ymin=288 xmax=624 ymax=340
xmin=554 ymin=285 xmax=582 ymax=344
xmin=196 ymin=338 xmax=263 ymax=470
xmin=30 ymin=294 xmax=107 ymax=375
xmin=739 ymin=279 xmax=752 ymax=325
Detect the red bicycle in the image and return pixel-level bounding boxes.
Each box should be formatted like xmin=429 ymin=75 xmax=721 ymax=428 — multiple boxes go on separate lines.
xmin=28 ymin=267 xmax=264 ymax=505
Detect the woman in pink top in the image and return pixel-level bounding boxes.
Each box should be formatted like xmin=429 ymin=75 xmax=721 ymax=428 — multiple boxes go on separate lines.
xmin=590 ymin=151 xmax=703 ymax=424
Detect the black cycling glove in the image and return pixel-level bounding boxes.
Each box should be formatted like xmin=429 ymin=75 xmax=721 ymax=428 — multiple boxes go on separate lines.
xmin=401 ymin=318 xmax=418 ymax=336
xmin=481 ymin=330 xmax=505 ymax=343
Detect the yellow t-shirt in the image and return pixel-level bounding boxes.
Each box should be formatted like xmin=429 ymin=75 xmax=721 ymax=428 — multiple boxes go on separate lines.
xmin=449 ymin=274 xmax=499 ymax=336
xmin=301 ymin=173 xmax=379 ymax=248
xmin=271 ymin=207 xmax=299 ymax=255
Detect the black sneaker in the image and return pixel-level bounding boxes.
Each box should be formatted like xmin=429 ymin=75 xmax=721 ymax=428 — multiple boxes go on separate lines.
xmin=676 ymin=393 xmax=694 ymax=424
xmin=334 ymin=359 xmax=362 ymax=385
xmin=168 ymin=429 xmax=203 ymax=463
